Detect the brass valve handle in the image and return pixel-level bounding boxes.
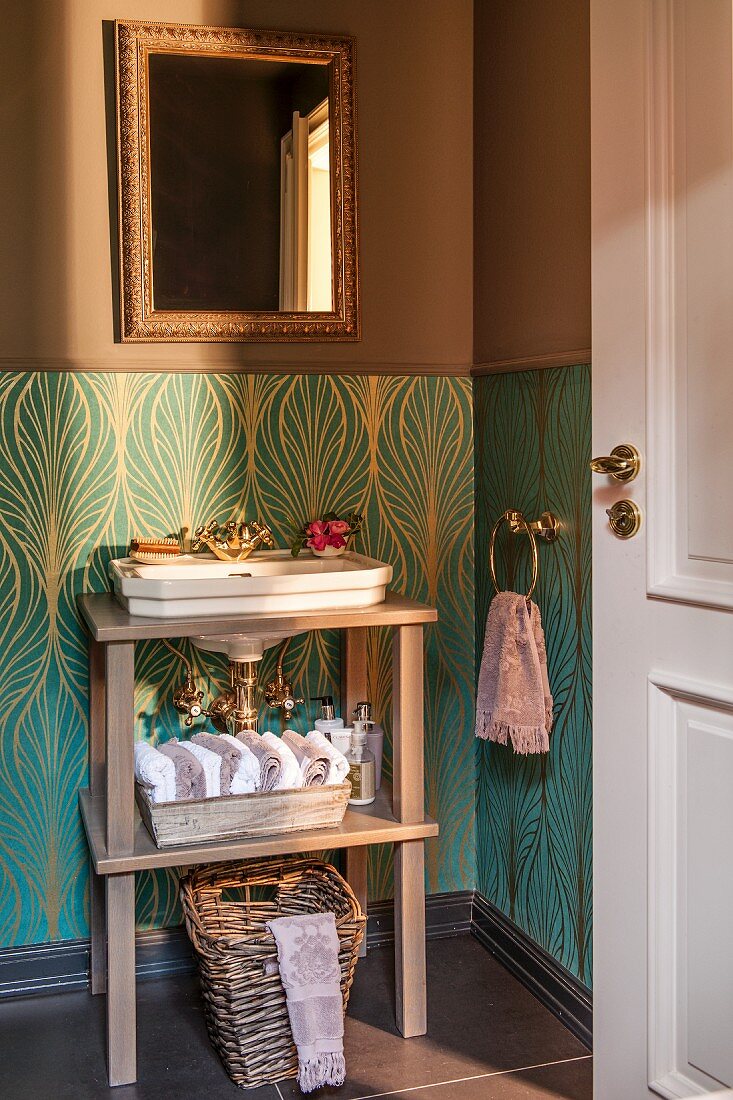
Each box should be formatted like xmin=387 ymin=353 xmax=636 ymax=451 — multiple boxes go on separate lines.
xmin=590 ymin=443 xmax=641 ymax=482
xmin=263 ymin=641 xmax=303 ymax=717
xmin=173 ymin=675 xmax=205 ymax=726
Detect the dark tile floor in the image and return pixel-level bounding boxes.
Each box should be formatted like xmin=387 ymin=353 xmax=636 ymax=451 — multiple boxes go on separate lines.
xmin=0 ymin=936 xmax=592 ymax=1100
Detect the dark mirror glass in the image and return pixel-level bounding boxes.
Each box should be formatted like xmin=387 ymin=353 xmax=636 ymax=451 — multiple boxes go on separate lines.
xmin=148 ymin=54 xmax=332 ymax=313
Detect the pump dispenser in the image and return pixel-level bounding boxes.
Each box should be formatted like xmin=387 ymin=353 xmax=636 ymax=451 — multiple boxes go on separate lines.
xmin=347 ymin=721 xmax=376 ymax=806
xmin=310 ymin=695 xmax=345 ymax=740
xmin=352 ymin=701 xmax=384 ymax=790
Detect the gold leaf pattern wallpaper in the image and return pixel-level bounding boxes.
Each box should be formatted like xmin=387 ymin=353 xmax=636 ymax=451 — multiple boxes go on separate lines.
xmin=474 ymin=365 xmax=592 ymax=985
xmin=0 ymin=372 xmax=475 ymax=947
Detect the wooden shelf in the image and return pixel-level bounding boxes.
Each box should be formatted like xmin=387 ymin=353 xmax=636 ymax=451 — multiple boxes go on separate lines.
xmin=78 ymin=591 xmax=437 ymax=643
xmin=79 ymin=783 xmax=438 ymax=875
xmin=82 ymin=604 xmax=435 ymax=1084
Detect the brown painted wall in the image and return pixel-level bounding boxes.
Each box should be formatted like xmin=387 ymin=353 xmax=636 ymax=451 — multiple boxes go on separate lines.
xmin=473 ymin=0 xmax=590 ymax=370
xmin=0 ymin=0 xmax=472 ymax=373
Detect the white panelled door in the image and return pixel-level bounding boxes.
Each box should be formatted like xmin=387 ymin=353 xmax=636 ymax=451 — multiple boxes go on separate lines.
xmin=592 ymin=2 xmax=733 ymax=1098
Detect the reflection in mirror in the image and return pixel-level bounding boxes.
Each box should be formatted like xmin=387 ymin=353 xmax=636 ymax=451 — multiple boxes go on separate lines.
xmin=148 ymin=56 xmax=332 ymax=313
xmin=279 ymin=97 xmax=332 ymax=312
xmin=115 ymin=22 xmax=358 ymax=343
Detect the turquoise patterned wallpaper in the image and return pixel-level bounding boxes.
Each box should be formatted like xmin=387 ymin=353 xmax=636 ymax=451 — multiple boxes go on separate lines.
xmin=473 ymin=365 xmax=592 ymax=986
xmin=0 ymin=372 xmax=475 ymax=948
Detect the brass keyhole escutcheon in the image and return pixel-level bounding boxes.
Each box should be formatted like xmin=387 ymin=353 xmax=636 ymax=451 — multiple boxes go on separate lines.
xmin=606 ymin=499 xmax=642 ymax=539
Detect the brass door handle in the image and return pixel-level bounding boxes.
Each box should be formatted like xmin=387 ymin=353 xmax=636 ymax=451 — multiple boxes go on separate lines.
xmin=590 ymin=443 xmax=641 ymax=482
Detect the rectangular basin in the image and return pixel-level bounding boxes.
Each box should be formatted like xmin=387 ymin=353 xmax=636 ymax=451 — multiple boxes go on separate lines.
xmin=110 ymin=550 xmax=393 ymax=618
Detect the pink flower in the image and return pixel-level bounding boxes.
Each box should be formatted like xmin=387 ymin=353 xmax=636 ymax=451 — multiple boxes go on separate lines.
xmin=307 ymin=520 xmax=327 ymax=536
xmin=326 ymin=533 xmax=346 ymax=549
xmin=329 ymin=519 xmax=350 ymax=535
xmin=307 ymin=533 xmax=328 ymax=551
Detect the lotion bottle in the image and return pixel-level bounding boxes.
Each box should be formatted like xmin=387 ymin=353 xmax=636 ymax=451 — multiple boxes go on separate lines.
xmin=353 ymin=701 xmax=384 ymax=790
xmin=311 ymin=695 xmax=345 ymax=740
xmin=347 ymin=723 xmax=376 ymax=805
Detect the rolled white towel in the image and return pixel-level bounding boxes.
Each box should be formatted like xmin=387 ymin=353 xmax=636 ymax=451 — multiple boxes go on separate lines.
xmin=221 ymin=733 xmax=259 ymax=794
xmin=261 ymin=731 xmax=303 ymax=790
xmin=177 ymin=740 xmax=221 ymax=797
xmin=306 ymin=730 xmax=350 ymax=785
xmin=134 ymin=741 xmax=176 ymax=804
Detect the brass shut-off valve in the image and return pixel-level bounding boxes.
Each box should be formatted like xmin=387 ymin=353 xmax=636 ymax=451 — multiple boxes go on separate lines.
xmin=173 ymin=672 xmax=205 ymax=727
xmin=263 ymin=640 xmax=304 ymax=719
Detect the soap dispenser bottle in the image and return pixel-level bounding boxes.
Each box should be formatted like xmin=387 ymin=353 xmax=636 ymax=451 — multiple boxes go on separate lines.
xmin=311 ymin=695 xmax=345 ymax=740
xmin=353 ymin=701 xmax=384 ymax=790
xmin=347 ymin=721 xmax=376 ymax=806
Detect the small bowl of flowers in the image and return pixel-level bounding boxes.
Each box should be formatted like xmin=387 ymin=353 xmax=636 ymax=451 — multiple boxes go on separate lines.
xmin=291 ymin=510 xmax=364 ymax=558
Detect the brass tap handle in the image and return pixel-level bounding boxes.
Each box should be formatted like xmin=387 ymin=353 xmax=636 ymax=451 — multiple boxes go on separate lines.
xmin=590 ymin=443 xmax=641 ymax=482
xmin=251 ymin=521 xmax=275 ymax=549
xmin=263 ymin=665 xmax=303 ymax=717
xmin=282 ymin=695 xmax=305 ymax=717
xmin=173 ymin=675 xmax=205 ymax=726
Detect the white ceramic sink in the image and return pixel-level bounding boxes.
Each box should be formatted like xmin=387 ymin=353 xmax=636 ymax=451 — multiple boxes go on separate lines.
xmin=109 ymin=549 xmax=393 ymax=619
xmin=190 ymin=631 xmax=297 ymax=661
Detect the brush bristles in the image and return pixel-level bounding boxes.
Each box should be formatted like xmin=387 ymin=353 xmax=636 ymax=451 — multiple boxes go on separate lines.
xmin=130 ymin=536 xmax=181 ymax=556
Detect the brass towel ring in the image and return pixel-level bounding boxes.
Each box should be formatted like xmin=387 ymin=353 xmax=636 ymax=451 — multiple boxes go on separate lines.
xmin=489 ymin=509 xmax=540 ymax=600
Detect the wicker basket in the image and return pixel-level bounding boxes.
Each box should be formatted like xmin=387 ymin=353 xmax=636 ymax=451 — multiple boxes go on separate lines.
xmin=180 ymin=856 xmax=366 ymax=1089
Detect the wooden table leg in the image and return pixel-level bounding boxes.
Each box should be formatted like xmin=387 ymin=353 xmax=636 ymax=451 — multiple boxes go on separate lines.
xmin=394 ymin=840 xmax=427 ymax=1036
xmin=106 ymin=873 xmax=136 ymax=1086
xmin=90 ymin=865 xmax=107 ymax=996
xmin=342 ymin=627 xmax=369 ymax=955
xmin=392 ymin=624 xmax=427 ymax=1036
xmin=88 ymin=639 xmax=107 ymax=995
xmin=105 ymin=642 xmax=137 ymax=1085
xmin=392 ymin=625 xmax=425 ymax=824
xmin=105 ymin=642 xmax=135 ymax=855
xmin=345 ymin=847 xmax=368 ymax=957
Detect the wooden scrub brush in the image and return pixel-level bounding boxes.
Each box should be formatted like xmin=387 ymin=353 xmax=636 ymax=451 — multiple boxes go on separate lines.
xmin=129 ymin=537 xmax=182 ymax=564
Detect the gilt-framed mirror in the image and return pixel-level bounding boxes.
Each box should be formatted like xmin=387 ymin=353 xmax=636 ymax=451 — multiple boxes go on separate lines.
xmin=115 ymin=20 xmax=359 ymax=342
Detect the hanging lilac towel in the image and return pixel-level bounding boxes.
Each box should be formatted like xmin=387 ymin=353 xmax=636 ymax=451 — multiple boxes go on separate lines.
xmin=266 ymin=913 xmax=345 ymax=1092
xmin=475 ymin=591 xmax=553 ymax=754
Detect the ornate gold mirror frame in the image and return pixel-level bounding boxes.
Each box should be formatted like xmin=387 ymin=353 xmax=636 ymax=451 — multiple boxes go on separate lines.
xmin=116 ymin=20 xmax=359 ymax=342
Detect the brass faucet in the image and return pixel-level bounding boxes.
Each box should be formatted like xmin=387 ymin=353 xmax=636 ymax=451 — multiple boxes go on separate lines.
xmin=191 ymin=518 xmax=275 ymax=562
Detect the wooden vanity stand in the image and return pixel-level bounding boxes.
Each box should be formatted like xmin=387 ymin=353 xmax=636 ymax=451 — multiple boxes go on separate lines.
xmin=77 ymin=592 xmax=438 ymax=1087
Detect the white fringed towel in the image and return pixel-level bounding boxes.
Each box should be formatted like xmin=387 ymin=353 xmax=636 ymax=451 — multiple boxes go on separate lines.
xmin=221 ymin=733 xmax=259 ymax=794
xmin=134 ymin=741 xmax=176 ymax=804
xmin=306 ymin=730 xmax=350 ymax=785
xmin=475 ymin=591 xmax=553 ymax=755
xmin=266 ymin=913 xmax=346 ymax=1093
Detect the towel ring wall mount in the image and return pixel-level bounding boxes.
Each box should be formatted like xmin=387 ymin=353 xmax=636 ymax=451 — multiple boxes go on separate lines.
xmin=489 ymin=509 xmax=560 ymax=600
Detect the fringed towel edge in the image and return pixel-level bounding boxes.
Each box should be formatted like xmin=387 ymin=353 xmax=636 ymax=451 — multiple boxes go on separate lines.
xmin=298 ymin=1052 xmax=346 ymax=1093
xmin=475 ymin=714 xmax=550 ymax=756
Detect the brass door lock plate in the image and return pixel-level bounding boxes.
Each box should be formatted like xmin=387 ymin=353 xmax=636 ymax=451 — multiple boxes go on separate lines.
xmin=606 ymin=499 xmax=642 ymax=538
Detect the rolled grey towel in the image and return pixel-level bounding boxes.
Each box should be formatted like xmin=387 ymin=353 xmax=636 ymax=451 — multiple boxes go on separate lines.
xmin=282 ymin=729 xmax=329 ymax=787
xmin=158 ymin=739 xmax=206 ymax=800
xmin=191 ymin=732 xmax=241 ymax=796
xmin=236 ymin=730 xmax=281 ymax=792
